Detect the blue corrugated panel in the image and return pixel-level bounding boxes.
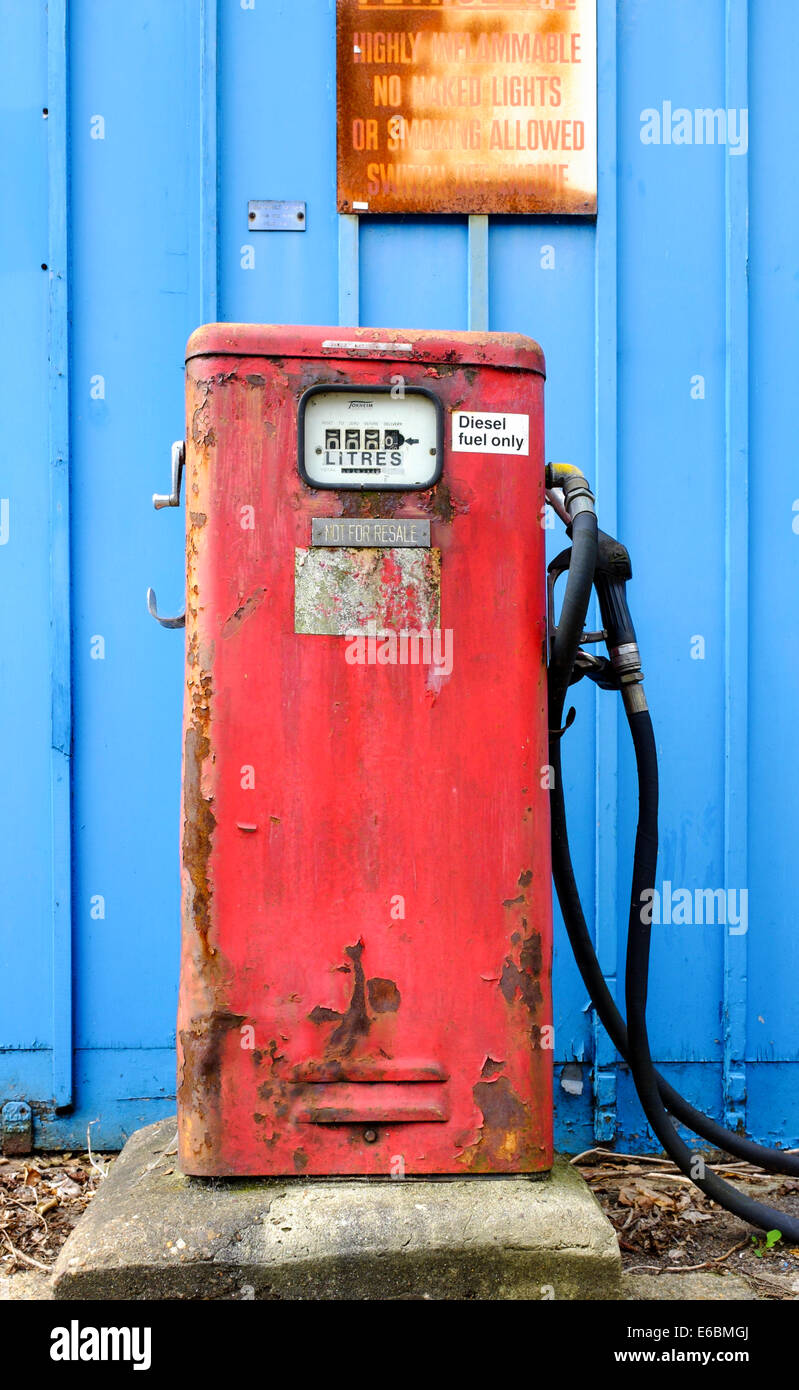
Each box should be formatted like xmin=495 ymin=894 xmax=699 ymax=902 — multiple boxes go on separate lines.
xmin=2 ymin=0 xmax=797 ymax=1156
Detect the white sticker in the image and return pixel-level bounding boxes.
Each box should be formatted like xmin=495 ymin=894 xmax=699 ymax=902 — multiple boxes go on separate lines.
xmin=450 ymin=410 xmax=529 ymax=455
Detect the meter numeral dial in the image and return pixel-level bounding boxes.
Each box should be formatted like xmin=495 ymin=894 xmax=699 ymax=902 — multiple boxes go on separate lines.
xmin=299 ymin=385 xmax=443 ymax=491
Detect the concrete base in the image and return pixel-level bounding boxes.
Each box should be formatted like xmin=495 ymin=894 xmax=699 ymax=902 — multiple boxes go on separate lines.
xmin=52 ymin=1118 xmax=621 ymax=1300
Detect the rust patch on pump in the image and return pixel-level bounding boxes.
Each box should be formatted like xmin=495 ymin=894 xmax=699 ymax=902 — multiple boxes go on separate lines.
xmin=182 ymin=675 xmax=216 ymax=959
xmin=367 ymin=977 xmax=401 ymax=1014
xmin=499 ymin=934 xmax=543 ymax=1013
xmin=308 ymin=1005 xmax=342 ymax=1025
xmin=306 ymin=943 xmax=403 ymax=1055
xmin=480 ymin=1056 xmax=505 ymax=1080
xmin=222 ymin=587 xmax=267 ymax=637
xmin=178 ymin=1010 xmax=246 ymax=1139
xmin=457 ymin=1075 xmax=536 ymax=1172
xmin=474 ymin=1076 xmax=529 ymax=1134
xmin=472 ymin=879 xmax=545 ymax=1150
xmin=429 ymin=479 xmax=463 ymax=524
xmin=191 ymin=377 xmax=216 ymax=450
xmin=332 ymin=469 xmax=472 ymax=528
xmin=252 ymin=1039 xmax=293 ymax=1142
xmin=183 ymin=407 xmax=217 ymax=963
xmin=328 ymin=941 xmax=370 ymax=1054
xmin=498 ymin=867 xmax=543 ymax=1015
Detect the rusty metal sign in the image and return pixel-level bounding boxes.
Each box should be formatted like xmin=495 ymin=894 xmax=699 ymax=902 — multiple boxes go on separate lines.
xmin=336 ymin=0 xmax=596 ymax=216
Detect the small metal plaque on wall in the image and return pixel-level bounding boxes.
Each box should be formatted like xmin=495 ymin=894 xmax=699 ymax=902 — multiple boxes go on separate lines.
xmin=248 ymin=200 xmax=307 ymax=230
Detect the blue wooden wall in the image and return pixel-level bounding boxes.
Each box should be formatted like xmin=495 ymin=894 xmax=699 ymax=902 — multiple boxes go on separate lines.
xmin=2 ymin=0 xmax=798 ymax=1154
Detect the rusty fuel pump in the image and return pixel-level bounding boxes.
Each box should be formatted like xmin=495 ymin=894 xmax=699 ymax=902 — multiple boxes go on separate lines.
xmin=151 ymin=325 xmax=553 ymax=1178
xmin=149 ymin=324 xmax=799 ymax=1241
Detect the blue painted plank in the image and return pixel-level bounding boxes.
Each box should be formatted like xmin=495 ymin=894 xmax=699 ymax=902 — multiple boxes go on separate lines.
xmin=218 ymin=0 xmax=338 ymax=324
xmin=722 ymin=0 xmax=749 ymax=1132
xmin=338 ymin=213 xmax=359 ymax=326
xmin=467 ymin=214 xmax=489 ymax=332
xmin=68 ymin=1 xmax=199 ymax=1057
xmin=746 ymin=0 xmax=799 ymax=1061
xmin=592 ymin=0 xmax=619 ymax=1142
xmin=360 ymin=217 xmax=468 ymax=329
xmin=0 ymin=4 xmax=56 ymax=1066
xmin=200 ymin=0 xmax=218 ymax=322
xmin=615 ymin=1 xmax=728 ymax=1129
xmin=47 ymin=0 xmax=73 ymax=1110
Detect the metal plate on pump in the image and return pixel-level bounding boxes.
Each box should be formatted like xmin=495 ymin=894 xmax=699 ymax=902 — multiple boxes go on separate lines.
xmin=311 ymin=517 xmax=430 ymax=547
xmin=299 ymin=384 xmax=442 ymax=490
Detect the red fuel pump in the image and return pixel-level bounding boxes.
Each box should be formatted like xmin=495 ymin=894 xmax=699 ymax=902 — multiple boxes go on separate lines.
xmin=160 ymin=325 xmax=553 ymax=1178
xmin=148 ymin=321 xmax=799 ymax=1243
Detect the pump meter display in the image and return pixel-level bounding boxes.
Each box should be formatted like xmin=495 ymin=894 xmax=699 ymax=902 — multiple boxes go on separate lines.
xmin=299 ymin=384 xmax=442 ymax=490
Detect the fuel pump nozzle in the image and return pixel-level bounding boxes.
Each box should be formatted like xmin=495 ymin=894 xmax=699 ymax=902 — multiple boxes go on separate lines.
xmin=591 ymin=533 xmax=648 ymax=716
xmin=547 ymin=527 xmax=645 ymax=709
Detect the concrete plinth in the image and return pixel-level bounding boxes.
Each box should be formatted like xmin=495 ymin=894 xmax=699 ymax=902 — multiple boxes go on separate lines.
xmin=52 ymin=1118 xmax=621 ymax=1300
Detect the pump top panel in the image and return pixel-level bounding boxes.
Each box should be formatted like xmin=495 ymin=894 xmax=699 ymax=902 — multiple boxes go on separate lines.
xmin=178 ymin=325 xmax=552 ymax=1176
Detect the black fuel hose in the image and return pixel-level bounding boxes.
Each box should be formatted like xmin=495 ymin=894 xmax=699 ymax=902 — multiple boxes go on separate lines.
xmin=548 ymin=487 xmax=799 ymax=1235
xmin=550 ymin=741 xmax=799 ymax=1178
xmin=548 ymin=508 xmax=598 ymax=724
xmin=553 ymin=722 xmax=799 ymax=1178
xmin=622 ymin=707 xmax=799 ymax=1241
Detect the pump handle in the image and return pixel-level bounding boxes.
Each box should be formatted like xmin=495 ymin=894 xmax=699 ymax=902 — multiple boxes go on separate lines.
xmin=147 ymin=440 xmax=186 ymax=629
xmin=591 ymin=532 xmax=636 ymax=650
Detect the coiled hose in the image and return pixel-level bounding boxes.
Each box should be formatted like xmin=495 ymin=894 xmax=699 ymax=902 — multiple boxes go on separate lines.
xmin=548 ymin=464 xmax=799 ymax=1239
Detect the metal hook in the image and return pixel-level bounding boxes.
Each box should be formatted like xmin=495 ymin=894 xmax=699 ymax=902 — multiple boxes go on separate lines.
xmin=147 ymin=587 xmax=185 ymax=629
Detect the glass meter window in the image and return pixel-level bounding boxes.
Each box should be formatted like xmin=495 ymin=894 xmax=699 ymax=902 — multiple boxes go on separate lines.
xmin=299 ymin=385 xmax=443 ymax=490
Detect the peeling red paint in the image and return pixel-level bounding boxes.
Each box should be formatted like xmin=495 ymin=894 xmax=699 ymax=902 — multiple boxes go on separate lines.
xmin=222 ymin=586 xmax=267 ymax=637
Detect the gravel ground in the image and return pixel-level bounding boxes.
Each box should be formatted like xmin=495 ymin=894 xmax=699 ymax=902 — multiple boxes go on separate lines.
xmin=575 ymin=1148 xmax=799 ymax=1300
xmin=0 ymin=1147 xmax=111 ymax=1299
